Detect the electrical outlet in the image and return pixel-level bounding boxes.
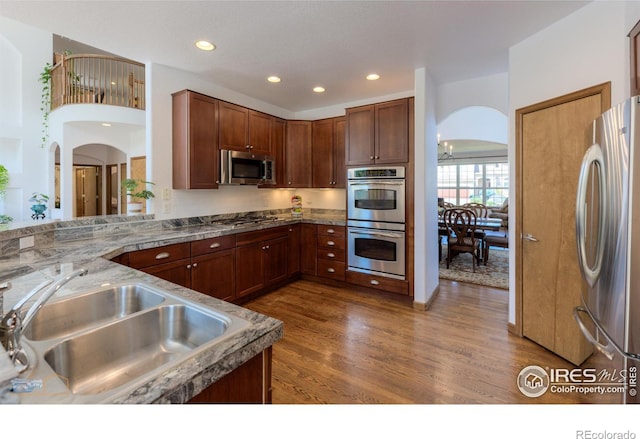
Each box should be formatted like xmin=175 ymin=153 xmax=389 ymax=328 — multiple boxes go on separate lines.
xmin=162 ymin=203 xmax=171 ymax=214
xmin=162 ymin=188 xmax=171 ymax=201
xmin=19 ymin=235 xmax=35 ymax=250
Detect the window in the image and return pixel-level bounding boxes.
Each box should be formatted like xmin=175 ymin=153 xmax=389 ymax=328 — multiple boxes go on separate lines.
xmin=437 ymin=162 xmax=508 ymax=207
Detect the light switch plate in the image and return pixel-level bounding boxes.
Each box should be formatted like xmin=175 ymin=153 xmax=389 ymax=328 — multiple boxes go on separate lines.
xmin=19 ymin=235 xmax=35 ymax=249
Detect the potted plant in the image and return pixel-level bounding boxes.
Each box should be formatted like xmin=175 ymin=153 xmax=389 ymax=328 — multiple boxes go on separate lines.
xmin=121 ymin=178 xmax=155 ymax=213
xmin=29 ymin=192 xmax=49 ymax=220
xmin=0 ymin=164 xmax=8 ymax=199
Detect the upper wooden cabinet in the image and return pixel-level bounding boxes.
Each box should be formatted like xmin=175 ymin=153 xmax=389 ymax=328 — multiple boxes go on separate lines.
xmin=285 ymin=120 xmax=312 ymax=188
xmin=630 ymin=19 xmax=640 ymax=97
xmin=312 ymin=116 xmax=346 ymax=188
xmin=260 ymin=117 xmax=286 ymax=188
xmin=172 ymin=90 xmax=219 ymax=189
xmin=346 ymin=98 xmax=411 ymax=165
xmin=219 ymin=101 xmax=273 ymax=155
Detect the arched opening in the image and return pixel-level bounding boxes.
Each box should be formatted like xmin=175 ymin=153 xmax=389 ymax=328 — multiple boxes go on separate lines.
xmin=54 ymin=143 xmax=127 ymax=217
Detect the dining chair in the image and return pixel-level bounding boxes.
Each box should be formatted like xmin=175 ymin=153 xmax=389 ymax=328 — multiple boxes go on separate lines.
xmin=483 ymin=230 xmax=509 ymax=265
xmin=442 ymin=208 xmax=482 ymax=272
xmin=462 ymin=202 xmax=488 ymax=218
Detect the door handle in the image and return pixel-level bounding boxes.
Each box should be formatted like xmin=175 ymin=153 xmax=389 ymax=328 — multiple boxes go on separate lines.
xmin=522 ymin=233 xmax=539 ymax=242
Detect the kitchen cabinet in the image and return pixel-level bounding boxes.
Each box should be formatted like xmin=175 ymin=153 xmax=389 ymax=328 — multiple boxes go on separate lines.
xmin=287 ymin=224 xmax=301 ymax=277
xmin=260 ymin=117 xmax=286 ymax=188
xmin=312 ymin=116 xmax=346 ymax=188
xmin=190 ymin=235 xmax=236 ymax=302
xmin=301 ymin=223 xmax=317 ymax=275
xmin=285 ymin=120 xmax=312 ymax=188
xmin=316 ymin=225 xmax=346 ymax=281
xmin=235 ymin=227 xmax=289 ymax=298
xmin=346 ymin=98 xmax=411 ymax=165
xmin=219 ymin=101 xmax=273 ymax=155
xmin=172 ymin=90 xmax=219 ymax=189
xmin=189 ymin=347 xmax=272 ymax=403
xmin=631 ymin=19 xmax=640 ymax=97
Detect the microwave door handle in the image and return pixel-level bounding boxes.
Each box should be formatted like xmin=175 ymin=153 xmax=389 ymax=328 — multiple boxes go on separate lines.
xmin=575 ymin=143 xmax=606 ymax=287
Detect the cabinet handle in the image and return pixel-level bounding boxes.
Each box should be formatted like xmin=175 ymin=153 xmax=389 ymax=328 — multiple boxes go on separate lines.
xmin=375 ymin=155 xmax=380 ymax=159
xmin=327 ymin=252 xmax=335 ymax=258
xmin=155 ymin=252 xmax=170 ymax=260
xmin=192 ymin=262 xmax=198 ymax=268
xmin=327 ymin=268 xmax=335 ymax=273
xmin=370 ymin=156 xmax=374 ymax=160
xmin=209 ymin=242 xmax=221 ymax=249
xmin=265 ymin=245 xmax=270 ymax=249
xmin=288 ymin=181 xmax=292 ymax=185
xmin=370 ymin=279 xmax=380 ymax=285
xmin=246 ymin=145 xmax=251 ymax=149
xmin=327 ymin=240 xmax=335 ymax=246
xmin=327 ymin=228 xmax=335 ymax=234
xmin=187 ymin=264 xmax=192 ymax=269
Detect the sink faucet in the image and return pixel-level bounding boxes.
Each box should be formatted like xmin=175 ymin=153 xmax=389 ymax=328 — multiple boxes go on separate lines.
xmin=0 ymin=268 xmax=88 ymax=372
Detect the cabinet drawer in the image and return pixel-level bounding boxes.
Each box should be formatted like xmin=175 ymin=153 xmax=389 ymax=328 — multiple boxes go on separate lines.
xmin=191 ymin=235 xmax=236 ymax=256
xmin=346 ymin=270 xmax=409 ymax=295
xmin=317 ymin=260 xmax=346 ymax=281
xmin=317 ymin=235 xmax=345 ymax=251
xmin=317 ymin=225 xmax=345 ymax=238
xmin=128 ymin=243 xmax=191 ymax=269
xmin=317 ymin=248 xmax=345 ymax=263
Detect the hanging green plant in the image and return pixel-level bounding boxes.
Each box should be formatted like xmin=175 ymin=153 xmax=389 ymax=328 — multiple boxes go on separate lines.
xmin=0 ymin=164 xmax=9 ymax=199
xmin=39 ymin=62 xmax=53 ymax=149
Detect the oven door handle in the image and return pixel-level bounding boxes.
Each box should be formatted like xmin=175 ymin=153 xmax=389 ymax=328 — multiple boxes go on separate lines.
xmin=348 ymin=181 xmax=405 ymax=186
xmin=350 ymin=230 xmax=405 ymax=239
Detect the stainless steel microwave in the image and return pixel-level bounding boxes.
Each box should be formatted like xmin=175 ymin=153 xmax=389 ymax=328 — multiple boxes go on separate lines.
xmin=219 ymin=149 xmax=275 ymax=185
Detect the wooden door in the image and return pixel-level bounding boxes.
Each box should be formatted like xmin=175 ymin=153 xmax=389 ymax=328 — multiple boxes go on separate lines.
xmin=346 ymin=105 xmax=375 ymax=165
xmin=517 ymin=83 xmax=610 ymax=366
xmin=630 ymin=19 xmax=640 ymax=97
xmin=375 ymin=98 xmax=409 ymax=164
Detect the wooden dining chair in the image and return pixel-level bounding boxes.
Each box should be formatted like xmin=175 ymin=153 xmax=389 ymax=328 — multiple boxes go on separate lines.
xmin=442 ymin=208 xmax=482 ymax=272
xmin=463 ymin=202 xmax=488 ymax=218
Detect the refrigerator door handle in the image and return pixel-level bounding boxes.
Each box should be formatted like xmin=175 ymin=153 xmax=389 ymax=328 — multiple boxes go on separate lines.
xmin=576 ymin=143 xmax=606 ymax=287
xmin=573 ymin=306 xmax=616 ymax=360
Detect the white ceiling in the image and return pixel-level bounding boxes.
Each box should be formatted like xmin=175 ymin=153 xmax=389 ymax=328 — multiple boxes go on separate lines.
xmin=0 ymin=1 xmax=589 ymax=112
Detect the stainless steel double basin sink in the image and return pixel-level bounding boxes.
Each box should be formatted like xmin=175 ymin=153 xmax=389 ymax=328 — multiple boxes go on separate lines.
xmin=19 ymin=283 xmax=249 ymax=402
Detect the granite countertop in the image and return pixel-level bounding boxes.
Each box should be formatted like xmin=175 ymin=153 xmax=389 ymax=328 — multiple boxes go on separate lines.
xmin=0 ymin=212 xmax=345 ymax=403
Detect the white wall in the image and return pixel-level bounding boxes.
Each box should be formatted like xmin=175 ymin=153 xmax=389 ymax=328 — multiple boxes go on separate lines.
xmin=0 ymin=17 xmax=52 ymax=222
xmin=437 ymin=73 xmax=509 ymax=122
xmin=507 ymin=0 xmax=630 ymax=324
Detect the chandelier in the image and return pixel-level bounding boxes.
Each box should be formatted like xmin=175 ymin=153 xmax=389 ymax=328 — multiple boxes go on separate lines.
xmin=437 ymin=134 xmax=454 ymax=160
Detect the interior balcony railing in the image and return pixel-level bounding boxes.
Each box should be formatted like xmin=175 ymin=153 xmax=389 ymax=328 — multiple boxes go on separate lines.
xmin=50 ymin=54 xmax=145 ymax=111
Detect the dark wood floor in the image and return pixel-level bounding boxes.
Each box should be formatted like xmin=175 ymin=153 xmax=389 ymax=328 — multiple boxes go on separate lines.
xmin=245 ymin=279 xmax=621 ymax=404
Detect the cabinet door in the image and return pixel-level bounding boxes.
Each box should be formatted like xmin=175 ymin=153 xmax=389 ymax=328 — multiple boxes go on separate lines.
xmin=285 ymin=120 xmax=312 ymax=188
xmin=312 ymin=118 xmax=335 ymax=188
xmin=346 ymin=105 xmax=375 ymax=165
xmin=631 ymin=19 xmax=640 ymax=97
xmin=287 ymin=224 xmax=301 ymax=277
xmin=172 ymin=90 xmax=218 ymax=189
xmin=235 ymin=243 xmax=265 ymax=298
xmin=334 ymin=117 xmax=346 ymax=188
xmin=264 ymin=236 xmax=288 ymax=287
xmin=375 ymin=99 xmax=409 ymax=164
xmin=301 ymin=223 xmax=317 ymax=275
xmin=269 ymin=118 xmax=286 ymax=188
xmin=142 ymin=259 xmax=191 ymax=288
xmin=219 ymin=101 xmax=248 ymax=151
xmin=248 ymin=110 xmax=272 ymax=155
xmin=192 ymin=249 xmax=236 ymax=302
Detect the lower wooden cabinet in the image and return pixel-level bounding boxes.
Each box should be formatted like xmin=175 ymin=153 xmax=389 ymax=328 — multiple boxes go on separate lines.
xmin=188 ymin=347 xmax=272 ymax=403
xmin=301 ymin=223 xmax=317 ymax=275
xmin=316 ymin=225 xmax=346 ymax=281
xmin=235 ymin=227 xmax=289 ymax=298
xmin=191 ymin=249 xmax=236 ymax=302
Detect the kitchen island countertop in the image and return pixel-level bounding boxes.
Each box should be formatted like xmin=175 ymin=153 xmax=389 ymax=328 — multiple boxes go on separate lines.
xmin=0 ymin=211 xmax=345 ymax=403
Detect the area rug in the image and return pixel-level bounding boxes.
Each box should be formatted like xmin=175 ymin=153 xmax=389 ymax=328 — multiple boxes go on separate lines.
xmin=439 ymin=245 xmax=509 ymax=290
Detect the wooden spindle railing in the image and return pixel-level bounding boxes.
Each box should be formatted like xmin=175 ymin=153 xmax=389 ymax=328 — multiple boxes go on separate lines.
xmin=50 ymin=54 xmax=145 ymax=110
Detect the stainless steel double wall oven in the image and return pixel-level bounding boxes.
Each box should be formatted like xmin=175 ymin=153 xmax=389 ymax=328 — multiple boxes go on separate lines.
xmin=347 ymin=166 xmax=406 ymax=279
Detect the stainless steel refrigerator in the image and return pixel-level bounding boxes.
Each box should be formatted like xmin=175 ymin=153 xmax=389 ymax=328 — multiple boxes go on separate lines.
xmin=575 ymin=95 xmax=640 ymax=403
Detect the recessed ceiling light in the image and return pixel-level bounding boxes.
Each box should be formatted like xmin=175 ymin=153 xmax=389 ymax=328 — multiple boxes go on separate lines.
xmin=101 ymin=123 xmax=111 ymax=127
xmin=267 ymin=76 xmax=281 ymax=83
xmin=366 ymin=73 xmax=380 ymax=81
xmin=313 ymin=86 xmax=325 ymax=93
xmin=195 ymin=40 xmax=215 ymax=51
